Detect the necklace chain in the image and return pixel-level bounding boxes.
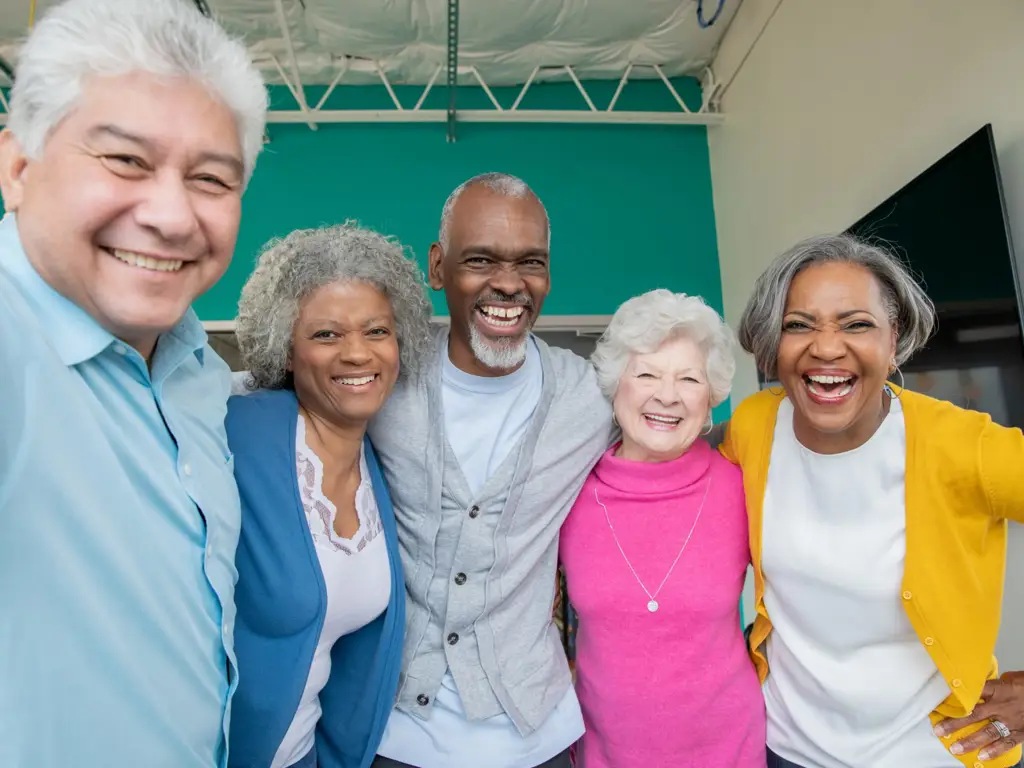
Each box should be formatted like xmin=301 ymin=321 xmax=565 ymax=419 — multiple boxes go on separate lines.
xmin=594 ymin=475 xmax=711 ymax=612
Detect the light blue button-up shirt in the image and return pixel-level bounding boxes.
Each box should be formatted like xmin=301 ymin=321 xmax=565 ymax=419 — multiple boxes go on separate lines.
xmin=0 ymin=214 xmax=241 ymax=767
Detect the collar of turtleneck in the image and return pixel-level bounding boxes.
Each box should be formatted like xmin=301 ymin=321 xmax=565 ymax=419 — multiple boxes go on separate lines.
xmin=592 ymin=437 xmax=713 ymax=495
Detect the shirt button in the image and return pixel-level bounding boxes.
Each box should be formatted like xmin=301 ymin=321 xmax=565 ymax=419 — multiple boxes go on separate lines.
xmin=447 ymin=632 xmax=459 ymax=645
xmin=454 ymin=573 xmax=467 ymax=586
xmin=114 ymin=344 xmax=128 ymax=355
xmin=416 ymin=694 xmax=429 ymax=706
xmin=902 ymin=590 xmax=913 ymax=600
xmin=183 ymin=463 xmax=193 ymax=476
xmin=952 ymin=678 xmax=962 ymax=688
xmin=924 ymin=637 xmax=935 ymax=646
xmin=468 ymin=506 xmax=479 ymax=519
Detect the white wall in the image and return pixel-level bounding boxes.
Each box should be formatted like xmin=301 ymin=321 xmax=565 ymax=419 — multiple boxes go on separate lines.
xmin=710 ymin=0 xmax=1024 ymax=669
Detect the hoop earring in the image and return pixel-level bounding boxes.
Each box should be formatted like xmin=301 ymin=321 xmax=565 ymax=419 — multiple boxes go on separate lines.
xmin=767 ymin=385 xmax=784 ymax=397
xmin=888 ymin=364 xmax=905 ymax=398
xmin=701 ymin=417 xmax=714 ymax=436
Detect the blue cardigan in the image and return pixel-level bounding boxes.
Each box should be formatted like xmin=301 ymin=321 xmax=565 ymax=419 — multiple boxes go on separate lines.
xmin=225 ymin=389 xmax=405 ymax=768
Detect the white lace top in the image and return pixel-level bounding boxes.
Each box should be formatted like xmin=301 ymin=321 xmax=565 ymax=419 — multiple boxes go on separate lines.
xmin=271 ymin=415 xmax=390 ymax=768
xmin=295 ymin=415 xmax=383 ymax=553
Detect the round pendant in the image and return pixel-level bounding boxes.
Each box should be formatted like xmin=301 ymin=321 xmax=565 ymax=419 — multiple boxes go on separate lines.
xmin=647 ymin=600 xmax=659 ymax=613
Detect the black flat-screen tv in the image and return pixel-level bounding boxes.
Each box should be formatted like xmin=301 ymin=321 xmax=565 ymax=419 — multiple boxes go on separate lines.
xmin=847 ymin=124 xmax=1024 ymax=427
xmin=848 ymin=124 xmax=1022 ymax=330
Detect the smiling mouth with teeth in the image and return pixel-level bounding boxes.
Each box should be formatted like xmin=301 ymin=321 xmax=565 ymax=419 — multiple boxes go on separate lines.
xmin=643 ymin=413 xmax=682 ymax=429
xmin=477 ymin=304 xmax=526 ymax=328
xmin=804 ymin=373 xmax=856 ymax=399
xmin=335 ymin=374 xmax=377 ymax=387
xmin=108 ymin=248 xmax=184 ymax=273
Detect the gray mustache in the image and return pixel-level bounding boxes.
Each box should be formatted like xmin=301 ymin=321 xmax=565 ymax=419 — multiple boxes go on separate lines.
xmin=476 ymin=291 xmax=532 ymax=308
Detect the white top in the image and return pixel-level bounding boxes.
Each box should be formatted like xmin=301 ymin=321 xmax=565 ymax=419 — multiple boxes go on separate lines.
xmin=377 ymin=339 xmax=585 ymax=768
xmin=762 ymin=397 xmax=959 ymax=768
xmin=272 ymin=417 xmax=391 ymax=768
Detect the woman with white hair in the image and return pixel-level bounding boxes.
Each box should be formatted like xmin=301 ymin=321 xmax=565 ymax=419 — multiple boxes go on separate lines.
xmin=724 ymin=234 xmax=1024 ymax=768
xmin=226 ymin=223 xmax=433 ymax=768
xmin=559 ymin=289 xmax=766 ymax=767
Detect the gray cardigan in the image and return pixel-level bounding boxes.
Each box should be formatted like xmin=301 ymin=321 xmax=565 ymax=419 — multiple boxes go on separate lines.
xmin=367 ymin=327 xmax=613 ymax=735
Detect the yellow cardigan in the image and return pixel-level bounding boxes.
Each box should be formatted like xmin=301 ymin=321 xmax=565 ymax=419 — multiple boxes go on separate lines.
xmin=722 ymin=387 xmax=1024 ymax=768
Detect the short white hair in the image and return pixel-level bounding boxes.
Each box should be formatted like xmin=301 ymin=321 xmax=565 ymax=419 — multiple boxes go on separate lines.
xmin=8 ymin=0 xmax=268 ymax=185
xmin=438 ymin=172 xmax=551 ymax=251
xmin=592 ymin=289 xmax=737 ymax=409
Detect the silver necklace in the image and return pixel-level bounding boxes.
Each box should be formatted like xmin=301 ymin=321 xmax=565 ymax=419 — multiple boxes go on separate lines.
xmin=594 ymin=476 xmax=711 ymax=613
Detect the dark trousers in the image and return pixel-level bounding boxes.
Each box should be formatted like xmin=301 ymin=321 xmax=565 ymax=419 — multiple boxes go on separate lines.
xmin=765 ymin=750 xmax=801 ymax=768
xmin=768 ymin=747 xmax=1023 ymax=768
xmin=372 ymin=748 xmax=572 ymax=768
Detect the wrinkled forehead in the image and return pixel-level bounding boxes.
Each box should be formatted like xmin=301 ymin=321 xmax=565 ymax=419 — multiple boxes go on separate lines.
xmin=785 ymin=261 xmax=891 ymax=317
xmin=448 ymin=188 xmax=549 ymax=253
xmin=298 ymin=280 xmax=393 ymax=320
xmin=629 ymin=335 xmax=706 ymax=370
xmin=59 ymin=73 xmax=243 ymax=170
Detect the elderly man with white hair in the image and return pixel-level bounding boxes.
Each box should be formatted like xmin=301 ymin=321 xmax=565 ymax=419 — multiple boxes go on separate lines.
xmin=0 ymin=1 xmax=266 ymax=766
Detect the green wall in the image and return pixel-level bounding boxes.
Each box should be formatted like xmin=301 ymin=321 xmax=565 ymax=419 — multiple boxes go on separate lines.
xmin=0 ymin=78 xmax=730 ymax=415
xmin=196 ymin=77 xmax=724 ymax=322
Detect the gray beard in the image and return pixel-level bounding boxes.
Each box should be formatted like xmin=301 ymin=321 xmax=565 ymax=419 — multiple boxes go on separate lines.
xmin=468 ymin=322 xmax=528 ymax=370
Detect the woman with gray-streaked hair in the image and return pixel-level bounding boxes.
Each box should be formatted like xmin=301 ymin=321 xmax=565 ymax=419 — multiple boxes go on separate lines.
xmin=723 ymin=233 xmax=1024 ymax=768
xmin=559 ymin=289 xmax=766 ymax=767
xmin=225 ymin=223 xmax=433 ymax=768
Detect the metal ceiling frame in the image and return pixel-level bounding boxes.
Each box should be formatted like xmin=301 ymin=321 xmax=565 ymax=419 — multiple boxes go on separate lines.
xmin=262 ymin=60 xmax=723 ymax=127
xmin=0 ymin=0 xmax=725 ymax=130
xmin=258 ymin=0 xmax=722 ymax=130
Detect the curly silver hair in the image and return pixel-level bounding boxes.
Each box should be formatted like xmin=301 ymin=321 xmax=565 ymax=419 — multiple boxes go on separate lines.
xmin=236 ymin=223 xmax=434 ymax=389
xmin=592 ymin=289 xmax=737 ymax=422
xmin=737 ymin=233 xmax=936 ymax=380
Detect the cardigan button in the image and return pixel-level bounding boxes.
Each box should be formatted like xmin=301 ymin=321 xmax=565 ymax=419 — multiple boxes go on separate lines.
xmin=454 ymin=573 xmax=467 ymax=586
xmin=952 ymin=679 xmax=962 ymax=688
xmin=416 ymin=694 xmax=430 ymax=706
xmin=902 ymin=590 xmax=913 ymax=600
xmin=924 ymin=637 xmax=935 ymax=646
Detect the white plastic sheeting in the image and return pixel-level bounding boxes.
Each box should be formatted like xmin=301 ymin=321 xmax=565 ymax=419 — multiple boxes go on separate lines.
xmin=0 ymin=0 xmax=740 ymax=86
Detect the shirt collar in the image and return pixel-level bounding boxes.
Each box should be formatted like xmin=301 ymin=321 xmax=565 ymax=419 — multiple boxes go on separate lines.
xmin=0 ymin=213 xmax=207 ymax=368
xmin=160 ymin=309 xmax=208 ymax=368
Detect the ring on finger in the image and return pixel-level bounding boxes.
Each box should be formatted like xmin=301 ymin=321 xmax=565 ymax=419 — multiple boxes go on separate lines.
xmin=992 ymin=720 xmax=1012 ymax=739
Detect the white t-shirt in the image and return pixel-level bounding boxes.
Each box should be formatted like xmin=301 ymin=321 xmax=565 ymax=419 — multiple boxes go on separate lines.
xmin=761 ymin=397 xmax=960 ymax=768
xmin=272 ymin=418 xmax=391 ymax=768
xmin=377 ymin=339 xmax=585 ymax=768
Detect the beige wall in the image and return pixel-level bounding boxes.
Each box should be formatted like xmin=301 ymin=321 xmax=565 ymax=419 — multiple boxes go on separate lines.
xmin=710 ymin=0 xmax=1024 ymax=668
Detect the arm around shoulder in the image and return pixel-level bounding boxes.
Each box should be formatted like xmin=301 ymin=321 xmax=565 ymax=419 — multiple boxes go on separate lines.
xmin=716 ymin=390 xmax=776 ymax=466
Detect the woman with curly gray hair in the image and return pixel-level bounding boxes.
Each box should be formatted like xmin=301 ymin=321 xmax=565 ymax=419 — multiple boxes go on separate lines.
xmin=224 ymin=223 xmax=433 ymax=768
xmin=723 ymin=234 xmax=1024 ymax=768
xmin=559 ymin=289 xmax=766 ymax=767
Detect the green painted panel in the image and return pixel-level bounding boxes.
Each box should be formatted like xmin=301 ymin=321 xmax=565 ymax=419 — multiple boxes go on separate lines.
xmin=0 ymin=79 xmax=729 ymax=416
xmin=197 ymin=78 xmax=722 ymax=322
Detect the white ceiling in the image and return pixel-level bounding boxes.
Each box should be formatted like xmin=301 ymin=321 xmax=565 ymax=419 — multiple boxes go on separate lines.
xmin=0 ymin=0 xmax=740 ymax=87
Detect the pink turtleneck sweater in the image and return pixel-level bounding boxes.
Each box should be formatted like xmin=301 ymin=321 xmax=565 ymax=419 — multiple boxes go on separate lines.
xmin=559 ymin=439 xmax=766 ymax=768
